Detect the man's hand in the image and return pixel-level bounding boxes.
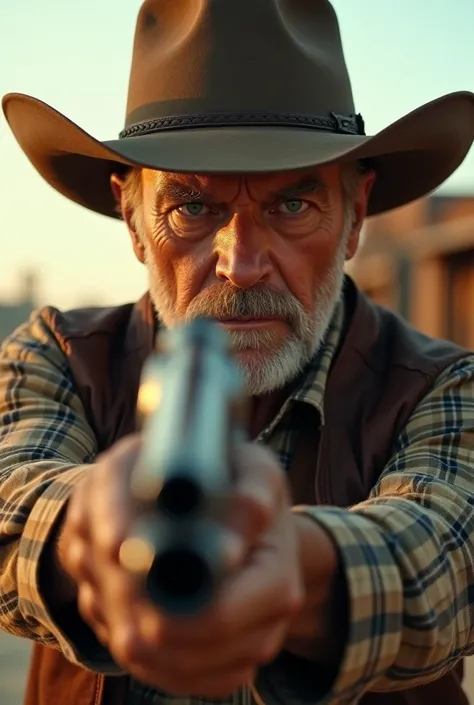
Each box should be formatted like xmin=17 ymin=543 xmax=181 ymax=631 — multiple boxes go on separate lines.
xmin=60 ymin=434 xmax=305 ymax=698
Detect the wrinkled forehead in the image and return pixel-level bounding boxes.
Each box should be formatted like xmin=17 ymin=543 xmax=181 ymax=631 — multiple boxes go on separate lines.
xmin=142 ymin=166 xmax=338 ymax=201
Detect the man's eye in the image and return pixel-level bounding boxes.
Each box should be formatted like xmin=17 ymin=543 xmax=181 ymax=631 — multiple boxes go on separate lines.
xmin=177 ymin=203 xmax=210 ymax=216
xmin=276 ymin=199 xmax=309 ymax=215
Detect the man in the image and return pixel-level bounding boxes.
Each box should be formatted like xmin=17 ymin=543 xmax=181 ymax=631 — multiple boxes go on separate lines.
xmin=1 ymin=1 xmax=474 ymax=704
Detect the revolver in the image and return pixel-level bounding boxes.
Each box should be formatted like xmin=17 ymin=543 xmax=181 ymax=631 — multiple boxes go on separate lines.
xmin=119 ymin=318 xmax=246 ymax=616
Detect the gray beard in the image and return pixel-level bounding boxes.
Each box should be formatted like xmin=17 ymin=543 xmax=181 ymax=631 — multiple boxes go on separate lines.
xmin=143 ymin=232 xmax=348 ymax=396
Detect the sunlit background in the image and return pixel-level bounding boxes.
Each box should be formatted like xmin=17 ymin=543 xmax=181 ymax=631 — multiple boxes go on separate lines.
xmin=1 ymin=0 xmax=473 ymax=310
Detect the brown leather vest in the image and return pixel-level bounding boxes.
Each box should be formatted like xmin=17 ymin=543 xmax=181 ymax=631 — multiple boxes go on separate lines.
xmin=23 ymin=279 xmax=470 ymax=705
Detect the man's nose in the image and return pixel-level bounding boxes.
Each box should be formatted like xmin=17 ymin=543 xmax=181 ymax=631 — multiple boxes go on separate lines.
xmin=214 ymin=212 xmax=273 ymax=289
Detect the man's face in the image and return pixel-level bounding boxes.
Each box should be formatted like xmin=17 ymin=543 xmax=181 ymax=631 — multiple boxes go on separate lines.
xmin=116 ymin=166 xmax=373 ymax=396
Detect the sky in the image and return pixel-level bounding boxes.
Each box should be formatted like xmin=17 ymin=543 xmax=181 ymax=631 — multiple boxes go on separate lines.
xmin=1 ymin=0 xmax=473 ymax=309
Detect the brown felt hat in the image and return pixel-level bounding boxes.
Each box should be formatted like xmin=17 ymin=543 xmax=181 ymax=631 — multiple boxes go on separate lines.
xmin=3 ymin=0 xmax=474 ymax=219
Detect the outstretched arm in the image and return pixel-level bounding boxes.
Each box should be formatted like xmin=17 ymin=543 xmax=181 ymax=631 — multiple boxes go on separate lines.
xmin=0 ymin=311 xmax=99 ymax=665
xmin=257 ymin=355 xmax=474 ymax=704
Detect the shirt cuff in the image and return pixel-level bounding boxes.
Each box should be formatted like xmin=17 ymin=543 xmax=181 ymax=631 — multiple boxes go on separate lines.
xmin=254 ymin=651 xmax=339 ymax=705
xmin=17 ymin=464 xmax=122 ymax=673
xmin=254 ymin=506 xmax=403 ymax=705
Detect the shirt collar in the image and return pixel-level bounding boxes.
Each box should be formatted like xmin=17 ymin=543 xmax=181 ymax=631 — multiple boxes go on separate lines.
xmin=289 ymin=296 xmax=345 ymax=425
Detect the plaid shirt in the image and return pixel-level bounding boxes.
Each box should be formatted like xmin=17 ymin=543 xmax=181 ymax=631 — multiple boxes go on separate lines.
xmin=1 ymin=301 xmax=474 ymax=705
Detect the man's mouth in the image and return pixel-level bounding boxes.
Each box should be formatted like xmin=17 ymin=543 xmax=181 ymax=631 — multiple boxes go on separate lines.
xmin=217 ymin=316 xmax=286 ymax=329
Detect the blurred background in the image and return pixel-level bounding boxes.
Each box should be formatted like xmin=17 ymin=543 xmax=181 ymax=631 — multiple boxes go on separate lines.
xmin=1 ymin=1 xmax=474 ymax=703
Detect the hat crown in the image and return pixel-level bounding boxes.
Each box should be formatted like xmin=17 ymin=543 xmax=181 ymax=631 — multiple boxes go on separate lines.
xmin=125 ymin=0 xmax=356 ymax=128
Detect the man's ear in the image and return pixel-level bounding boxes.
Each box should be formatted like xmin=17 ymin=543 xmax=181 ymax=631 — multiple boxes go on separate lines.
xmin=345 ymin=169 xmax=376 ymax=262
xmin=110 ymin=172 xmax=146 ymax=264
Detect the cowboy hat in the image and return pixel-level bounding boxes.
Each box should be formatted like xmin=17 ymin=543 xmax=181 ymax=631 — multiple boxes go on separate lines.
xmin=3 ymin=0 xmax=474 ymax=220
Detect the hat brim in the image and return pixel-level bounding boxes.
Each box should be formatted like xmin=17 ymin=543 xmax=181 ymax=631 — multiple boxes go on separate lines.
xmin=2 ymin=91 xmax=474 ymax=218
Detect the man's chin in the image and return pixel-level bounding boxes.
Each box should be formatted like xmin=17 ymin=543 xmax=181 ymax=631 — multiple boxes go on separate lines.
xmin=232 ymin=340 xmax=311 ymax=396
xmin=226 ymin=326 xmax=287 ymax=353
xmin=232 ymin=347 xmax=270 ymax=365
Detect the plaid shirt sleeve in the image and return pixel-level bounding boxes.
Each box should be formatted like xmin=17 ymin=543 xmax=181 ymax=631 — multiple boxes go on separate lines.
xmin=0 ymin=310 xmax=101 ymax=664
xmin=256 ymin=354 xmax=474 ymax=705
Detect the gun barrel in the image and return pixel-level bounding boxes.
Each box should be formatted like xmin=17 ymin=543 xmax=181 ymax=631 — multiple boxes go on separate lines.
xmin=123 ymin=318 xmax=244 ymax=615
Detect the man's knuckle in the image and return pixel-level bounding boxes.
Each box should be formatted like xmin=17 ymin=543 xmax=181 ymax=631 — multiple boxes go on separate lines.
xmin=286 ymin=591 xmax=304 ymax=616
xmin=278 ymin=582 xmax=303 ymax=616
xmin=110 ymin=628 xmax=136 ymax=666
xmin=66 ymin=539 xmax=88 ymax=575
xmin=249 ymin=496 xmax=273 ymax=532
xmin=77 ymin=583 xmax=99 ymax=624
xmin=256 ymin=638 xmax=281 ymax=665
xmin=95 ymin=456 xmax=115 ymax=485
xmin=66 ymin=494 xmax=87 ymax=531
xmin=254 ymin=624 xmax=287 ymax=664
xmin=94 ymin=526 xmax=122 ymax=559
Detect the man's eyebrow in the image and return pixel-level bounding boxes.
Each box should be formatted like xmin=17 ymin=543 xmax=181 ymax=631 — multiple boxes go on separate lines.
xmin=270 ymin=178 xmax=328 ymax=200
xmin=153 ymin=176 xmax=328 ymax=204
xmin=154 ymin=180 xmax=206 ymax=203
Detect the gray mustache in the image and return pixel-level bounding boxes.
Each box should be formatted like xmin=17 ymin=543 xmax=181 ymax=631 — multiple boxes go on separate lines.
xmin=186 ymin=285 xmax=303 ymax=325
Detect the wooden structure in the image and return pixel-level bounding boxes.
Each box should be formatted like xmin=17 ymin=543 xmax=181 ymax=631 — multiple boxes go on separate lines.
xmin=347 ymin=195 xmax=474 ymax=349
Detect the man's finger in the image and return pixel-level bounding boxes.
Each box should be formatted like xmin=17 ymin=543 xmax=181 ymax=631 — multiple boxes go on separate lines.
xmin=212 ymin=520 xmax=303 ymax=634
xmin=142 ymin=616 xmax=288 ymax=671
xmin=225 ymin=442 xmax=286 ymax=547
xmin=89 ymin=435 xmax=142 ymax=562
xmin=62 ymin=535 xmax=96 ymax=584
xmin=77 ymin=581 xmax=108 ymax=638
